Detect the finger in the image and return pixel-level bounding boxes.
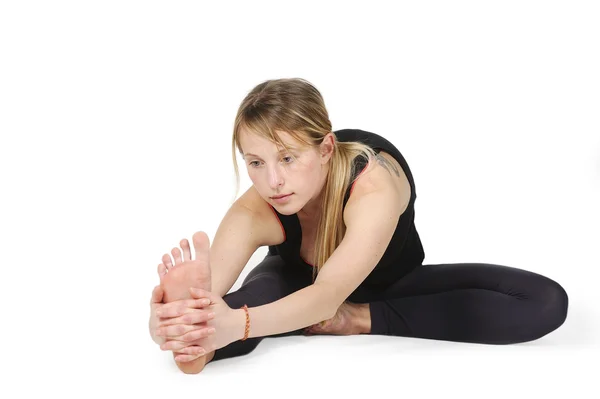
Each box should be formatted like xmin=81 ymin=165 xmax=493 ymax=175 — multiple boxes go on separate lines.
xmin=181 ymin=238 xmax=192 ymax=261
xmin=160 ymin=338 xmax=197 ymax=351
xmin=178 ymin=326 xmax=216 ymax=342
xmin=171 ymin=247 xmax=182 ymax=264
xmin=150 ymin=285 xmax=164 ymax=305
xmin=192 ymin=231 xmax=210 ymax=265
xmin=178 ymin=345 xmax=207 ymax=357
xmin=162 ymin=254 xmax=174 ymax=270
xmin=189 ymin=287 xmax=216 ymax=302
xmin=156 ymin=323 xmax=200 ymax=338
xmin=158 ymin=309 xmax=215 ymax=327
xmin=160 ymin=340 xmax=185 ymax=351
xmin=156 ymin=298 xmax=211 ymax=318
xmin=157 ymin=263 xmax=167 ymax=279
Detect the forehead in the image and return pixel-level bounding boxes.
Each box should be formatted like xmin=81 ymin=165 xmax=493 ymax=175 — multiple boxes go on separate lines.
xmin=240 ymin=128 xmax=305 ymax=156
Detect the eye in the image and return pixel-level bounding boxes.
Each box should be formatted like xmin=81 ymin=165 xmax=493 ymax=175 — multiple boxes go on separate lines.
xmin=249 ymin=161 xmax=261 ymax=168
xmin=282 ymin=156 xmax=293 ymax=163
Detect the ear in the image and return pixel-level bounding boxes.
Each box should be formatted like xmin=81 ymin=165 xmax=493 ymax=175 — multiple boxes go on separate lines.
xmin=319 ymin=132 xmax=335 ymax=164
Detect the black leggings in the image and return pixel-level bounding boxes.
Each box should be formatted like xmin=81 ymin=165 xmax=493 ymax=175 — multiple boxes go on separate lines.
xmin=213 ymin=254 xmax=568 ymax=362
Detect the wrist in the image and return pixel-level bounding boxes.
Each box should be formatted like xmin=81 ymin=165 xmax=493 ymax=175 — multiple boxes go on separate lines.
xmin=231 ymin=308 xmax=248 ymax=341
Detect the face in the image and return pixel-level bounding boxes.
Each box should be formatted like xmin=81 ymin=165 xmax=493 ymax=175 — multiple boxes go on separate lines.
xmin=239 ymin=129 xmax=334 ymax=215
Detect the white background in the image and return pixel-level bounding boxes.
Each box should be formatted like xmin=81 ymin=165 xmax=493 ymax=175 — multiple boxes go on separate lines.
xmin=1 ymin=0 xmax=598 ymax=398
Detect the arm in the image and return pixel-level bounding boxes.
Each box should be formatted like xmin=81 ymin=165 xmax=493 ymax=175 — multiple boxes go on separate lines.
xmin=210 ymin=187 xmax=280 ymax=297
xmin=233 ymin=282 xmax=338 ymax=339
xmin=171 ymin=188 xmax=279 ymax=373
xmin=239 ymin=162 xmax=410 ymax=338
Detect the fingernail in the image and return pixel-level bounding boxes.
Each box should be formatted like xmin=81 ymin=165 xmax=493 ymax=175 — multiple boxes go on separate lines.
xmin=202 ymin=299 xmax=210 ymax=305
xmin=208 ymin=312 xmax=215 ymax=319
xmin=208 ymin=328 xmax=216 ymax=334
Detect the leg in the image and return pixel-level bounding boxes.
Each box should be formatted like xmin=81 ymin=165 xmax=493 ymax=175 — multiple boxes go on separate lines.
xmin=211 ymin=254 xmax=313 ymax=362
xmin=156 ymin=232 xmax=215 ymax=373
xmin=362 ymin=263 xmax=569 ymax=344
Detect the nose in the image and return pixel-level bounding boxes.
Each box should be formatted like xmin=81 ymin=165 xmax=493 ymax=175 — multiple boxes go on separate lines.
xmin=268 ymin=165 xmax=284 ymax=190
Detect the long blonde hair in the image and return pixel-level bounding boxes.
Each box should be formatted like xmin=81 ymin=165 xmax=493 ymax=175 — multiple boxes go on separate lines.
xmin=231 ymin=78 xmax=377 ymax=281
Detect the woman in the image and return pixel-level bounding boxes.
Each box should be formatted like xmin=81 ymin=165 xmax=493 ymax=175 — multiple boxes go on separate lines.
xmin=148 ymin=78 xmax=569 ymax=374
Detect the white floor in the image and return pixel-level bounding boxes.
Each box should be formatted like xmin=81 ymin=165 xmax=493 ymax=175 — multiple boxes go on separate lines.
xmin=136 ymin=247 xmax=598 ymax=399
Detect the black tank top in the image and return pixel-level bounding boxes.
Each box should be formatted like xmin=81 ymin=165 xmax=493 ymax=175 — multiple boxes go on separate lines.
xmin=267 ymin=128 xmax=425 ymax=288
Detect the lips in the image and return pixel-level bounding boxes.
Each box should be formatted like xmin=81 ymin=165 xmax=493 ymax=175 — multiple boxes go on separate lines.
xmin=271 ymin=194 xmax=292 ymax=199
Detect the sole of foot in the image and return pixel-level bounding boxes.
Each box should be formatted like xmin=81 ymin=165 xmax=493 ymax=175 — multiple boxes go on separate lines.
xmin=158 ymin=231 xmax=212 ymax=303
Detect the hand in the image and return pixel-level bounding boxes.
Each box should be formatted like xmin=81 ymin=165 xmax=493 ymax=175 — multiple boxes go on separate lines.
xmin=149 ymin=283 xmax=210 ymax=359
xmin=154 ymin=295 xmax=217 ymax=355
xmin=154 ymin=291 xmax=219 ymax=363
xmin=157 ymin=287 xmax=245 ymax=362
xmin=149 ymin=285 xmax=166 ymax=346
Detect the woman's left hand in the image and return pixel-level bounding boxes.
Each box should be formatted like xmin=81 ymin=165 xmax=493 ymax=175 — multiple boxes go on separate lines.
xmin=157 ymin=287 xmax=245 ymax=362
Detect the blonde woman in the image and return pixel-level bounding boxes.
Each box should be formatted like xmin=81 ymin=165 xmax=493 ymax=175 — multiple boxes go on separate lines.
xmin=148 ymin=78 xmax=568 ymax=374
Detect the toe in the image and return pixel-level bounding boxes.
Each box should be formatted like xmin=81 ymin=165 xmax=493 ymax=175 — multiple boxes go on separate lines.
xmin=192 ymin=232 xmax=210 ymax=265
xmin=181 ymin=239 xmax=192 ymax=261
xmin=158 ymin=263 xmax=167 ymax=278
xmin=162 ymin=254 xmax=173 ymax=270
xmin=171 ymin=247 xmax=183 ymax=264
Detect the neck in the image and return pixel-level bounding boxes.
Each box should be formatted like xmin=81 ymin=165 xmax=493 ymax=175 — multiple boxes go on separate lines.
xmin=298 ymin=163 xmax=329 ymax=222
xmin=298 ymin=196 xmax=322 ymax=223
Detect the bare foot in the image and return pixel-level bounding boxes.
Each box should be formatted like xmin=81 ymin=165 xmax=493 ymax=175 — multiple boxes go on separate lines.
xmin=304 ymin=301 xmax=371 ymax=336
xmin=157 ymin=231 xmax=215 ymax=373
xmin=159 ymin=231 xmax=212 ymax=302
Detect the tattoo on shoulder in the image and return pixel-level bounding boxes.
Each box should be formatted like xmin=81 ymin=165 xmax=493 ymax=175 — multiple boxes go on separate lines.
xmin=374 ymin=153 xmax=401 ymax=177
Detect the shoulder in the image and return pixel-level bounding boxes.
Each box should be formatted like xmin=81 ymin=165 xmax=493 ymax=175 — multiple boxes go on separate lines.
xmin=343 ymin=151 xmax=411 ymax=222
xmin=235 ymin=186 xmax=286 ymax=246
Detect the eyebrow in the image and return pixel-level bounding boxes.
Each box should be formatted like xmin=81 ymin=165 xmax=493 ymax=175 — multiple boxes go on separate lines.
xmin=243 ymin=148 xmax=297 ymax=159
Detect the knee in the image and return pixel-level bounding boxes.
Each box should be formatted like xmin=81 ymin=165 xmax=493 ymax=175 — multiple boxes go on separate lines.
xmin=531 ymin=279 xmax=569 ymax=339
xmin=545 ymin=280 xmax=569 ymax=325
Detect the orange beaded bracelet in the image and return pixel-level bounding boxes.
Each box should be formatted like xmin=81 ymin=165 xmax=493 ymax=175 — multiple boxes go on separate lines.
xmin=240 ymin=304 xmax=250 ymax=341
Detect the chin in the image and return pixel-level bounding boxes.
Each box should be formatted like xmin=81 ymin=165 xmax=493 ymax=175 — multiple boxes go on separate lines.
xmin=277 ymin=209 xmax=298 ymax=216
xmin=270 ymin=199 xmax=303 ymax=215
xmin=271 ymin=204 xmax=301 ymax=216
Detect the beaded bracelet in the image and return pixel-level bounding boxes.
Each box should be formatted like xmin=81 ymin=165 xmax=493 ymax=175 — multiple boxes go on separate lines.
xmin=240 ymin=304 xmax=250 ymax=341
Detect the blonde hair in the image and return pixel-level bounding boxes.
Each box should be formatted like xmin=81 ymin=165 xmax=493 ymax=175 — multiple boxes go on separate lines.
xmin=231 ymin=78 xmax=377 ymax=281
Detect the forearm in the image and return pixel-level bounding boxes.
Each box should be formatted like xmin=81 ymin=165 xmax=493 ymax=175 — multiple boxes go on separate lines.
xmin=207 ymin=205 xmax=262 ymax=298
xmin=234 ymin=283 xmax=336 ymax=339
xmin=211 ymin=269 xmax=240 ymax=298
